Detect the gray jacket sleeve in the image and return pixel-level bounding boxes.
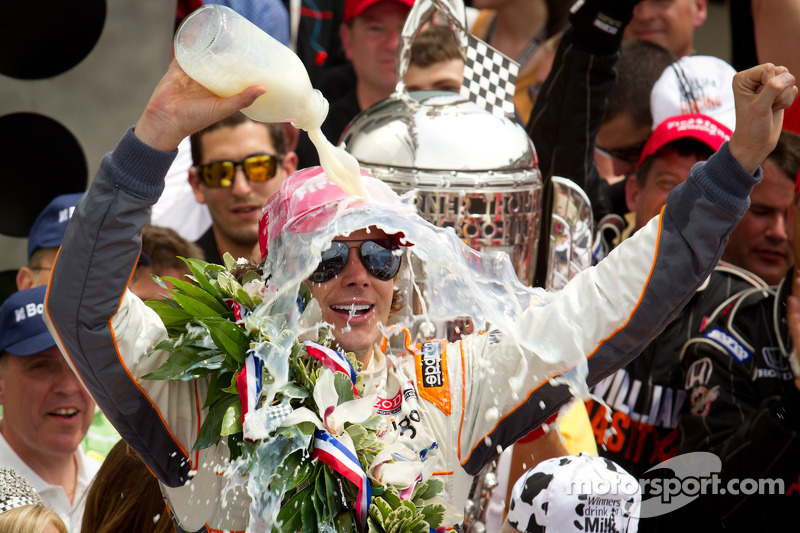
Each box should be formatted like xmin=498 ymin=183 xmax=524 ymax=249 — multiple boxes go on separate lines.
xmin=43 ymin=128 xmax=198 ymax=487
xmin=460 ymin=143 xmax=761 ymax=473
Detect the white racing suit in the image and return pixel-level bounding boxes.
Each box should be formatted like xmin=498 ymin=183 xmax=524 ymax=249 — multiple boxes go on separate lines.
xmin=45 ymin=128 xmax=759 ymax=532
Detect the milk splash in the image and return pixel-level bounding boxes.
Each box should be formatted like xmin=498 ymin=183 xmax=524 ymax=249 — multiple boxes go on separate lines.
xmin=228 ymin=172 xmax=594 ymax=529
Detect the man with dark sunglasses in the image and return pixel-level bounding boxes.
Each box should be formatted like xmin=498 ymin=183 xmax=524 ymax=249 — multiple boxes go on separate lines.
xmin=42 ymin=58 xmax=795 ymax=531
xmin=188 ymin=112 xmax=297 ymax=265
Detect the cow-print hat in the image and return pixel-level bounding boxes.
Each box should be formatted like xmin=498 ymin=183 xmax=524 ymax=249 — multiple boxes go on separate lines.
xmin=506 ymin=453 xmax=641 ymax=533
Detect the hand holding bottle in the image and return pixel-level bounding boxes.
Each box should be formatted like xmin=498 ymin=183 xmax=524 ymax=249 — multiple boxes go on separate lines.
xmin=134 ymin=59 xmax=265 ymax=152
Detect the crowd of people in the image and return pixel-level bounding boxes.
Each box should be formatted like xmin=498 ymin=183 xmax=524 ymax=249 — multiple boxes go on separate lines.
xmin=2 ymin=0 xmax=800 ymax=532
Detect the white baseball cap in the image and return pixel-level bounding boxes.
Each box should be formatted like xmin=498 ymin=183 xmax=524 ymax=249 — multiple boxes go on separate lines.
xmin=650 ymin=55 xmax=737 ymax=132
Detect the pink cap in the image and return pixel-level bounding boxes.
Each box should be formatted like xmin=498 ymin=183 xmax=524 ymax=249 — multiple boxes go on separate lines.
xmin=639 ymin=113 xmax=732 ymax=167
xmin=344 ymin=0 xmax=415 ymax=22
xmin=258 ymin=166 xmax=408 ymax=258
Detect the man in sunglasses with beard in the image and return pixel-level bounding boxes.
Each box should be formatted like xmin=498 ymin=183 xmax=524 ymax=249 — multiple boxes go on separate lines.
xmin=188 ymin=113 xmax=297 ymax=265
xmin=42 ymin=59 xmax=795 ymax=531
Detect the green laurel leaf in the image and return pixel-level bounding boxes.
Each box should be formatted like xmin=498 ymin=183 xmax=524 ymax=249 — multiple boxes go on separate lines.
xmin=192 ymin=393 xmax=237 ymax=451
xmin=144 ymin=299 xmax=193 ymax=327
xmin=220 ymin=399 xmax=242 ymax=436
xmin=160 ymin=276 xmax=230 ymax=315
xmin=182 ymin=257 xmax=226 ymax=300
xmin=196 ymin=317 xmax=250 ymax=362
xmin=276 ymin=483 xmax=313 ymax=533
xmin=141 ymin=344 xmax=222 ymax=381
xmin=172 ymin=292 xmax=223 ymax=319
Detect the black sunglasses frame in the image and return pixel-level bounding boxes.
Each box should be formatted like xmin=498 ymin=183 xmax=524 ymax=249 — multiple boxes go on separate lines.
xmin=196 ymin=154 xmax=283 ymax=188
xmin=596 ymin=142 xmax=646 ymax=165
xmin=309 ymin=239 xmax=403 ymax=284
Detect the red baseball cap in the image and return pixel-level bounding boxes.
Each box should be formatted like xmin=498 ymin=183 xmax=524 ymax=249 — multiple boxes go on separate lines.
xmin=344 ymin=0 xmax=415 ymax=22
xmin=638 ymin=113 xmax=732 ymax=167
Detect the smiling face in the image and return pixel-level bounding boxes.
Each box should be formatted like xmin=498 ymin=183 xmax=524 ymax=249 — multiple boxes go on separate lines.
xmin=624 ymin=0 xmax=707 ymax=58
xmin=0 ymin=347 xmax=95 ymax=463
xmin=722 ymin=160 xmax=794 ymax=285
xmin=306 ymin=228 xmax=396 ymax=364
xmin=627 ymin=146 xmax=700 ymax=232
xmin=189 ymin=121 xmax=295 ymax=261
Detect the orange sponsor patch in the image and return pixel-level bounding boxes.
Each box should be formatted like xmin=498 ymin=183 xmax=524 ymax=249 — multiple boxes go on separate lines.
xmin=413 ymin=340 xmax=451 ymax=415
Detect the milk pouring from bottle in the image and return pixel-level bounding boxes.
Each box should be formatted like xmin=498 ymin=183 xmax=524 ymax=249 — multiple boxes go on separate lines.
xmin=174 ymin=4 xmax=366 ymax=198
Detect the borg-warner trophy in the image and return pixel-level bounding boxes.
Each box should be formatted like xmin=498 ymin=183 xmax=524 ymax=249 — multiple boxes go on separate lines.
xmin=341 ymin=0 xmax=543 ymax=344
xmin=339 ymin=0 xmax=594 ymax=530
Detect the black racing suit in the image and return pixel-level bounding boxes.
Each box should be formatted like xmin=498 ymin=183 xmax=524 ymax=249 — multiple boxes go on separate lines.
xmin=585 ymin=263 xmax=768 ymax=478
xmin=526 ymin=0 xmax=640 ymax=286
xmin=676 ymin=270 xmax=800 ymax=530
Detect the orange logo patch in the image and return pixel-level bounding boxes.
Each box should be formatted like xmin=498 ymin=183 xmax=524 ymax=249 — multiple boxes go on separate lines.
xmin=414 ymin=340 xmax=451 ymax=415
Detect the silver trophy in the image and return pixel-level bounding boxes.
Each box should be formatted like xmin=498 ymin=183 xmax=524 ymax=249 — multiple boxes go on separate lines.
xmin=341 ymin=0 xmax=543 ymax=345
xmin=340 ymin=1 xmax=592 ymax=529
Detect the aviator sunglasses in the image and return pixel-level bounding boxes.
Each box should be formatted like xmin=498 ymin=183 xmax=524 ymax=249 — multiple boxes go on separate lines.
xmin=310 ymin=239 xmax=403 ymax=283
xmin=197 ymin=154 xmax=282 ymax=188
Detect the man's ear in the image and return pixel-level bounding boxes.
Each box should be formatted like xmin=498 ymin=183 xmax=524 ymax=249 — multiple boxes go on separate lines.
xmin=188 ymin=167 xmax=207 ymax=204
xmin=0 ymin=357 xmax=6 ymax=405
xmin=694 ymin=0 xmax=709 ymax=27
xmin=282 ymin=123 xmax=299 ymax=152
xmin=282 ymin=151 xmax=299 ymax=175
xmin=340 ymin=23 xmax=354 ymax=62
xmin=625 ymin=175 xmax=640 ymax=214
xmin=16 ymin=267 xmax=35 ymax=291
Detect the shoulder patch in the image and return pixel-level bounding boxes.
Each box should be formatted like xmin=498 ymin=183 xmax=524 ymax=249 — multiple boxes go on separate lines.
xmin=414 ymin=340 xmax=451 ymax=415
xmin=704 ymin=327 xmax=751 ymax=363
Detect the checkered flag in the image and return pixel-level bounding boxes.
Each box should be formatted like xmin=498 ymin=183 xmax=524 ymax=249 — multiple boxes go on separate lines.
xmin=460 ymin=32 xmax=519 ymax=120
xmin=264 ymin=402 xmax=293 ymax=423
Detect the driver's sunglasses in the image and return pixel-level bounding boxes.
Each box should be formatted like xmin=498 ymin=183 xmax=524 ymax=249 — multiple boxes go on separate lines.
xmin=196 ymin=154 xmax=282 ymax=188
xmin=310 ymin=239 xmax=403 ymax=283
xmin=595 ymin=142 xmax=646 ymax=165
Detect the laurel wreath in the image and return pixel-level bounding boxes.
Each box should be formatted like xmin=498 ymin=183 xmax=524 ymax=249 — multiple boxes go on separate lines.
xmin=141 ymin=254 xmax=446 ymax=532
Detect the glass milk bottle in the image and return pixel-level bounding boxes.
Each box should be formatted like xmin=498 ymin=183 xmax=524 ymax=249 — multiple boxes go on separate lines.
xmin=174 ymin=4 xmax=366 ymax=197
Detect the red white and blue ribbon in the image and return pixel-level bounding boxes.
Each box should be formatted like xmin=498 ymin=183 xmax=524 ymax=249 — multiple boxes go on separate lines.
xmin=225 ymin=298 xmax=261 ymax=428
xmin=236 ymin=351 xmax=263 ymax=428
xmin=224 ymin=298 xmax=250 ymax=322
xmin=312 ymin=429 xmax=371 ymax=531
xmin=303 ymin=340 xmax=359 ymax=396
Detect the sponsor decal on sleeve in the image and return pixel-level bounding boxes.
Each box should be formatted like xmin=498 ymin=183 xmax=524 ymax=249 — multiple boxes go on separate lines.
xmin=413 ymin=341 xmax=451 ymax=415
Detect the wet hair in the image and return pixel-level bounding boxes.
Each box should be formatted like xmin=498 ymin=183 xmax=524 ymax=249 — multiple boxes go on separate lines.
xmin=81 ymin=441 xmax=176 ymax=533
xmin=606 ymin=40 xmax=677 ymax=130
xmin=409 ymin=25 xmax=463 ymax=68
xmin=636 ymin=138 xmax=714 ymax=187
xmin=189 ymin=112 xmax=287 ymax=166
xmin=765 ymin=130 xmax=800 ymax=182
xmin=0 ymin=505 xmax=68 ymax=533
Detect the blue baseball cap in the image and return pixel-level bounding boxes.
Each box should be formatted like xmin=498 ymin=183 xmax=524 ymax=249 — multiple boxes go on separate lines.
xmin=27 ymin=193 xmax=84 ymax=260
xmin=0 ymin=286 xmax=55 ymax=357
